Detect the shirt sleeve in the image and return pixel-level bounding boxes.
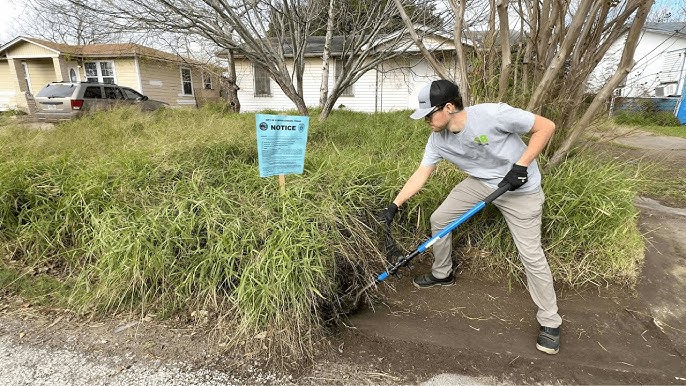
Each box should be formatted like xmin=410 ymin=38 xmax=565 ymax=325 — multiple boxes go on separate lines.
xmin=496 ymin=103 xmax=535 ymax=135
xmin=420 ymin=135 xmax=443 ymax=166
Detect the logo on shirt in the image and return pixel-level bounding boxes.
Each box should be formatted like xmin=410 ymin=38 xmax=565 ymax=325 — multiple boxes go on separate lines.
xmin=473 ymin=134 xmax=489 ymax=145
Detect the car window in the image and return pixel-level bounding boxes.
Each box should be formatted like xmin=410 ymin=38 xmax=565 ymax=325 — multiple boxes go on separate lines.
xmin=83 ymin=86 xmax=103 ymax=99
xmin=36 ymin=84 xmax=77 ymax=98
xmin=122 ymin=88 xmax=144 ymax=100
xmin=104 ymin=87 xmax=124 ymax=99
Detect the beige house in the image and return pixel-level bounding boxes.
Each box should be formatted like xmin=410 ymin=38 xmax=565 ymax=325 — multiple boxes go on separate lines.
xmin=0 ymin=36 xmax=222 ymax=113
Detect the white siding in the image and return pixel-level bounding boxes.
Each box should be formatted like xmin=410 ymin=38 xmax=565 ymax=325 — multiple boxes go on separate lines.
xmin=235 ymin=56 xmax=443 ymax=113
xmin=590 ymin=31 xmax=686 ymax=97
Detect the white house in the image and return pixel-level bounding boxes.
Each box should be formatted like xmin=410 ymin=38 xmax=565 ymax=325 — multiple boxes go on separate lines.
xmin=589 ymin=22 xmax=686 ymax=97
xmin=224 ymin=31 xmax=471 ymax=113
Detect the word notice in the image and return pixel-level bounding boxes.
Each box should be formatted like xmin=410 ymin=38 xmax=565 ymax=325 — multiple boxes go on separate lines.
xmin=256 ymin=114 xmax=309 ymax=178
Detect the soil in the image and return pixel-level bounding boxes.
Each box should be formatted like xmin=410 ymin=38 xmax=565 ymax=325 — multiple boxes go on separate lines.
xmin=1 ymin=127 xmax=686 ymax=385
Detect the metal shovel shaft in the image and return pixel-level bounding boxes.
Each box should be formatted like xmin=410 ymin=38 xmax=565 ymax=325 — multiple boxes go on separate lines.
xmin=376 ymin=183 xmax=511 ymax=282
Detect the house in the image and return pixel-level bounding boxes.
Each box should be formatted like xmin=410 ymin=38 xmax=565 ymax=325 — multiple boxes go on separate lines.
xmin=0 ymin=36 xmax=223 ymax=113
xmin=221 ymin=30 xmax=470 ymax=113
xmin=589 ymin=22 xmax=686 ymax=98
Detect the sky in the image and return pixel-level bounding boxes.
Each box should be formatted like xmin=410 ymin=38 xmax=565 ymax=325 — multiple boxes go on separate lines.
xmin=0 ymin=0 xmax=683 ymax=47
xmin=0 ymin=0 xmax=25 ymax=45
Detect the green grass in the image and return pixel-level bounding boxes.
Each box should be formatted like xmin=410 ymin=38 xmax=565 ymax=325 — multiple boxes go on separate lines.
xmin=614 ymin=111 xmax=682 ymax=127
xmin=454 ymin=156 xmax=644 ymax=287
xmin=633 ymin=163 xmax=686 ymax=207
xmin=611 ymin=111 xmax=685 ymax=138
xmin=0 ymin=106 xmax=647 ymax=363
xmin=638 ymin=125 xmax=686 ymax=139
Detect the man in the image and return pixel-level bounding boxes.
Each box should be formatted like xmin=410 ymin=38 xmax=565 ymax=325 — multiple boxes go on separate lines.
xmin=381 ymin=79 xmax=562 ymax=355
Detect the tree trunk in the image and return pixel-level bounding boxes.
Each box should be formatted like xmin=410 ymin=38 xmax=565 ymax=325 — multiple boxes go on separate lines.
xmin=448 ymin=0 xmax=470 ymax=105
xmin=225 ymin=48 xmax=240 ymax=113
xmin=527 ymin=0 xmax=593 ymax=111
xmin=496 ymin=0 xmax=511 ymax=101
xmin=547 ymin=0 xmax=653 ymax=168
xmin=319 ymin=0 xmax=335 ymax=109
xmin=391 ymin=0 xmax=452 ymax=81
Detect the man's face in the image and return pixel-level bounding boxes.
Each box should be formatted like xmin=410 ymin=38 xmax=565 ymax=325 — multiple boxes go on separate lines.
xmin=424 ymin=103 xmax=448 ymax=132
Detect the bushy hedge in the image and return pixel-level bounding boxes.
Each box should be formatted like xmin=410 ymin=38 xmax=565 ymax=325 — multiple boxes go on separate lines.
xmin=0 ymin=107 xmax=644 ymax=362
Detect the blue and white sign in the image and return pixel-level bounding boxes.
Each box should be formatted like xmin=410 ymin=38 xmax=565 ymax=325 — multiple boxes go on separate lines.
xmin=256 ymin=114 xmax=309 ymax=178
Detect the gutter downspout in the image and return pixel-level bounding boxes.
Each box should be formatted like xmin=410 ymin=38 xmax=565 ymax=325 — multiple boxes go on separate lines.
xmin=674 ymin=49 xmax=686 ymax=123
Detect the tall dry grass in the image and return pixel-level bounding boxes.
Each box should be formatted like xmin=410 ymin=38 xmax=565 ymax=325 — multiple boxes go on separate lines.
xmin=0 ymin=106 xmax=645 ymax=363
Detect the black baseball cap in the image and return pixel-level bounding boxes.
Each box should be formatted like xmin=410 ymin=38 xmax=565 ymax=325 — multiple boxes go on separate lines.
xmin=410 ymin=80 xmax=461 ymax=119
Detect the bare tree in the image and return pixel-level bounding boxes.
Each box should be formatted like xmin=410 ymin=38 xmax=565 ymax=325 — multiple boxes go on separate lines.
xmin=319 ymin=0 xmax=336 ymax=109
xmin=396 ymin=0 xmax=655 ymax=168
xmin=12 ymin=0 xmax=123 ymax=44
xmin=317 ymin=1 xmax=436 ymax=120
xmin=57 ymin=0 xmax=436 ymax=118
xmin=447 ymin=0 xmax=471 ymax=105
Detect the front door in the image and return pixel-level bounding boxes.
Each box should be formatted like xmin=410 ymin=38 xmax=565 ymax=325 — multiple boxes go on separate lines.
xmin=69 ymin=68 xmax=79 ymax=83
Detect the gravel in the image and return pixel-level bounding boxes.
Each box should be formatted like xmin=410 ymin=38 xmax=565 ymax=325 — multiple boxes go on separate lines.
xmin=0 ymin=335 xmax=290 ymax=386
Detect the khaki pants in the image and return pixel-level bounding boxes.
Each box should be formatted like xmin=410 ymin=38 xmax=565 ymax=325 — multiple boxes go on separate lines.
xmin=429 ymin=177 xmax=562 ymax=328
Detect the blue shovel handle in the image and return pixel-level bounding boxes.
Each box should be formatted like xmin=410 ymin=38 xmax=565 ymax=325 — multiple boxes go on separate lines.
xmin=377 ymin=183 xmax=511 ymax=282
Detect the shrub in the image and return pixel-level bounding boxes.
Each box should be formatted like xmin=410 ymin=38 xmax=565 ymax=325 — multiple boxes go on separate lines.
xmin=0 ymin=107 xmax=645 ymax=364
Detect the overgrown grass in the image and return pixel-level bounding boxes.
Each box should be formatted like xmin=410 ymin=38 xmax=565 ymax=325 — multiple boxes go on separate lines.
xmin=614 ymin=111 xmax=682 ymax=127
xmin=638 ymin=125 xmax=686 ymax=139
xmin=632 ymin=163 xmax=686 ymax=207
xmin=0 ymin=107 xmax=645 ymax=363
xmin=453 ymin=156 xmax=644 ymax=287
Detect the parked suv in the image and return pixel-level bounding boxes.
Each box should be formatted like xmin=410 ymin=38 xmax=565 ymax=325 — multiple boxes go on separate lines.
xmin=35 ymin=82 xmax=167 ymax=122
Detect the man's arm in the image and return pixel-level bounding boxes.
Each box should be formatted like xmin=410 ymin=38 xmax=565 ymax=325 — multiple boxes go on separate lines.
xmin=516 ymin=114 xmax=555 ymax=167
xmin=392 ymin=164 xmax=436 ymax=207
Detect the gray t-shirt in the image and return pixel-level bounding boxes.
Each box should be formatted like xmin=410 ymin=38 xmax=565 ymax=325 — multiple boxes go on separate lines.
xmin=420 ymin=103 xmax=540 ymax=193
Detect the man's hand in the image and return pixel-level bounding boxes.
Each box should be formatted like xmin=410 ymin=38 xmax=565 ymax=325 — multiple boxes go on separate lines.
xmin=498 ymin=164 xmax=528 ymax=191
xmin=381 ymin=203 xmax=398 ymax=225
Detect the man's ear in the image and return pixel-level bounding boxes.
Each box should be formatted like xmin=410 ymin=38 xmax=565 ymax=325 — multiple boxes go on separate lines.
xmin=446 ymin=102 xmax=459 ymax=114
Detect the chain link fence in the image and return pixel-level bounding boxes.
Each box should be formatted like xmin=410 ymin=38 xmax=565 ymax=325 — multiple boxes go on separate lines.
xmin=608 ymin=96 xmax=685 ymax=125
xmin=609 ymin=96 xmax=680 ymax=115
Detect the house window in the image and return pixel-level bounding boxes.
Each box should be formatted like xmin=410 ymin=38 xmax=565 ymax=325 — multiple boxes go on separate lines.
xmin=84 ymin=61 xmax=115 ymax=84
xmin=202 ymin=73 xmax=212 ymax=90
xmin=21 ymin=62 xmax=32 ymax=94
xmin=254 ymin=64 xmax=271 ymax=97
xmin=181 ymin=68 xmax=193 ymax=95
xmin=335 ymin=59 xmax=353 ymax=97
xmin=69 ymin=68 xmax=78 ymax=82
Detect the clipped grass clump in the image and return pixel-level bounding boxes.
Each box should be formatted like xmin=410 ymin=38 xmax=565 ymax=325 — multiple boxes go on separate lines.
xmin=0 ymin=106 xmax=646 ymax=363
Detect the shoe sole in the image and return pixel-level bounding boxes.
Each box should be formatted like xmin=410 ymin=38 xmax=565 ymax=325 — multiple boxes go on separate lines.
xmin=536 ymin=343 xmax=559 ymax=355
xmin=412 ymin=280 xmax=454 ymax=289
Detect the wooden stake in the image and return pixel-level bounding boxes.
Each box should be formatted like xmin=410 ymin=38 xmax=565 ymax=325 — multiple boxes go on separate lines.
xmin=278 ymin=174 xmax=286 ymax=195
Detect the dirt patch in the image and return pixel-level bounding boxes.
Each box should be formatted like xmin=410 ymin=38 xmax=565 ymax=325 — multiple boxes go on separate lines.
xmin=331 ymin=129 xmax=686 ymax=384
xmin=1 ymin=129 xmax=686 ymax=384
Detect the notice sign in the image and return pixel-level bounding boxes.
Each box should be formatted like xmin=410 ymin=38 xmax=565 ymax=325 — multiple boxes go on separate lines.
xmin=256 ymin=114 xmax=309 ymax=178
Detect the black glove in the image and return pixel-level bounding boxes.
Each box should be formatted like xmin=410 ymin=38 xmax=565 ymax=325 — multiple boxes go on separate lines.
xmin=384 ymin=229 xmax=404 ymax=264
xmin=380 ymin=203 xmax=398 ymax=225
xmin=498 ymin=164 xmax=528 ymax=191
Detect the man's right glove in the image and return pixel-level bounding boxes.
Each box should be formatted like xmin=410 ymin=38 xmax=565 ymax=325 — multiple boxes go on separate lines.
xmin=498 ymin=164 xmax=529 ymax=191
xmin=381 ymin=203 xmax=398 ymax=225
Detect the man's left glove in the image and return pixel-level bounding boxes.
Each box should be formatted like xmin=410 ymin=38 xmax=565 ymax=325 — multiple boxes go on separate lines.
xmin=381 ymin=203 xmax=398 ymax=226
xmin=498 ymin=164 xmax=528 ymax=191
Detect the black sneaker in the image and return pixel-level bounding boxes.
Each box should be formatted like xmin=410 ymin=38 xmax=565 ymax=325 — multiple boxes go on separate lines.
xmin=412 ymin=273 xmax=454 ymax=288
xmin=536 ymin=326 xmax=561 ymax=354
